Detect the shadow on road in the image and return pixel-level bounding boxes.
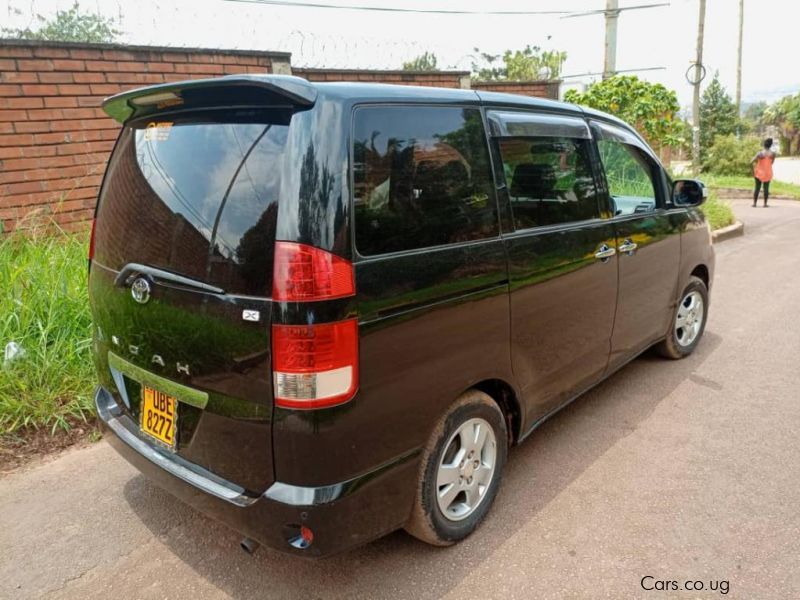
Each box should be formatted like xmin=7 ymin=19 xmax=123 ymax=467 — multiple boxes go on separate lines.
xmin=123 ymin=331 xmax=723 ymax=599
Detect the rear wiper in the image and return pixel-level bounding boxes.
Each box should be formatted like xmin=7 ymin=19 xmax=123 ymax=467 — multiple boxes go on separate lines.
xmin=114 ymin=263 xmax=225 ymax=295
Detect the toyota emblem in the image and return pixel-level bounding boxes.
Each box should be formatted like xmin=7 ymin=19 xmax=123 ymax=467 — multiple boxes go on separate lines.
xmin=130 ymin=277 xmax=152 ymax=304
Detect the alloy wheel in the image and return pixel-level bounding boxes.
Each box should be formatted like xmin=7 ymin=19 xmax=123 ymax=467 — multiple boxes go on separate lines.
xmin=435 ymin=417 xmax=497 ymax=521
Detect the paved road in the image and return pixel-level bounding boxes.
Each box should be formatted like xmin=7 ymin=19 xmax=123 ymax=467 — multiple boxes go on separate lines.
xmin=773 ymin=157 xmax=800 ymax=186
xmin=2 ymin=197 xmax=800 ymax=600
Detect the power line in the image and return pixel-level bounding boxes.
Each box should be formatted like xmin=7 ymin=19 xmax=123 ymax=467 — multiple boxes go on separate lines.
xmin=224 ymin=0 xmax=671 ymax=17
xmin=222 ymin=0 xmax=572 ymax=16
xmin=561 ymin=2 xmax=670 ymax=19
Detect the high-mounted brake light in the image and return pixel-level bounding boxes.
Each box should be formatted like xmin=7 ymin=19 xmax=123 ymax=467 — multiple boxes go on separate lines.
xmin=272 ymin=319 xmax=358 ymax=409
xmin=272 ymin=242 xmax=355 ymax=302
xmin=129 ymin=91 xmax=182 ymax=107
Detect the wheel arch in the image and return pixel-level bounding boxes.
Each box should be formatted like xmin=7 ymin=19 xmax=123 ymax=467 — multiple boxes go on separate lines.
xmin=690 ymin=263 xmax=710 ymax=289
xmin=472 ymin=378 xmax=523 ymax=446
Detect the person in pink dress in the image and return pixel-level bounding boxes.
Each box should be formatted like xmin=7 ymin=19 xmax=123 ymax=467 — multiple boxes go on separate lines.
xmin=751 ymin=138 xmax=776 ymax=207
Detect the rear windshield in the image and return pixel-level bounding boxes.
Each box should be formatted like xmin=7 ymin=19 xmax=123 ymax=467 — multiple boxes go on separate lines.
xmin=94 ymin=114 xmax=288 ymax=296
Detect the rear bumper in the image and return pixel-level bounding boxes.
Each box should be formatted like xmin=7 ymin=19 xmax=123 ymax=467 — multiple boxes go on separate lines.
xmin=95 ymin=386 xmax=419 ymax=557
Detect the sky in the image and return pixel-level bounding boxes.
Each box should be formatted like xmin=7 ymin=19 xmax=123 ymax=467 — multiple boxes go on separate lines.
xmin=3 ymin=0 xmax=799 ymax=108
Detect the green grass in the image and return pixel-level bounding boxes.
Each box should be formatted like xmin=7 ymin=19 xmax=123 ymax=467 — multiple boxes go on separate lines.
xmin=701 ymin=174 xmax=800 ymax=200
xmin=0 ymin=229 xmax=95 ymax=434
xmin=700 ymin=192 xmax=736 ymax=231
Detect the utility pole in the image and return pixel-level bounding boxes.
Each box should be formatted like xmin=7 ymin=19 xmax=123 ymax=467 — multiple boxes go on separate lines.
xmin=603 ymin=0 xmax=619 ymax=79
xmin=692 ymin=0 xmax=706 ymax=174
xmin=567 ymin=2 xmax=667 ymax=80
xmin=735 ymin=0 xmax=744 ymax=114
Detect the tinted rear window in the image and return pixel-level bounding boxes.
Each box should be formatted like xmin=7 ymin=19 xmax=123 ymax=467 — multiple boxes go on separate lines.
xmin=94 ymin=115 xmax=288 ymax=296
xmin=353 ymin=106 xmax=498 ymax=255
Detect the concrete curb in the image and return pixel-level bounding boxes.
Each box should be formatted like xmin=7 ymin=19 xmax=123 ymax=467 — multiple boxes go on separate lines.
xmin=712 ymin=221 xmax=744 ymax=244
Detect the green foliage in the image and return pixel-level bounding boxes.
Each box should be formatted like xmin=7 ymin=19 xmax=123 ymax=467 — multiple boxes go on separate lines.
xmin=763 ymin=93 xmax=800 ymax=155
xmin=2 ymin=2 xmax=120 ymax=43
xmin=504 ymin=46 xmax=566 ymax=81
xmin=0 ymin=230 xmax=95 ymax=434
xmin=738 ymin=102 xmax=767 ymax=136
xmin=743 ymin=101 xmax=767 ymax=121
xmin=402 ymin=51 xmax=439 ymax=71
xmin=702 ymin=134 xmax=761 ymax=175
xmin=471 ymin=45 xmax=566 ymax=81
xmin=563 ymin=75 xmax=683 ymax=149
xmin=700 ymin=192 xmax=736 ymax=231
xmin=699 ymin=74 xmax=739 ymax=162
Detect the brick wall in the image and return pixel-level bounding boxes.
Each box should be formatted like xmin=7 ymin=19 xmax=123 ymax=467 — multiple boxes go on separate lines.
xmin=473 ymin=80 xmax=561 ymax=100
xmin=0 ymin=39 xmax=559 ymax=234
xmin=0 ymin=40 xmax=289 ymax=234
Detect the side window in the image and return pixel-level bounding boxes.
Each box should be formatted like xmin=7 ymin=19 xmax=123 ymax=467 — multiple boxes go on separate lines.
xmin=497 ymin=137 xmax=601 ymax=229
xmin=353 ymin=106 xmax=497 ymax=255
xmin=597 ymin=140 xmax=658 ymax=216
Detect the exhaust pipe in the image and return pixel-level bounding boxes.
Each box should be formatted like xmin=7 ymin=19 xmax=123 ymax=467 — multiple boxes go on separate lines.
xmin=240 ymin=537 xmax=260 ymax=555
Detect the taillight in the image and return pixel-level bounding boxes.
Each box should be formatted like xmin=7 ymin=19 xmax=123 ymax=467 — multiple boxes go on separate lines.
xmin=88 ymin=218 xmax=97 ymax=261
xmin=272 ymin=319 xmax=358 ymax=409
xmin=272 ymin=242 xmax=355 ymax=302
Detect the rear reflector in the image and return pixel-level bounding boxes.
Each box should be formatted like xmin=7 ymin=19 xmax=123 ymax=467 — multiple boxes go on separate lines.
xmin=272 ymin=319 xmax=358 ymax=409
xmin=272 ymin=242 xmax=355 ymax=302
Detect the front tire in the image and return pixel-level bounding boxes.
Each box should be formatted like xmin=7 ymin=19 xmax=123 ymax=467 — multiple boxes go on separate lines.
xmin=405 ymin=390 xmax=508 ymax=546
xmin=657 ymin=275 xmax=709 ymax=359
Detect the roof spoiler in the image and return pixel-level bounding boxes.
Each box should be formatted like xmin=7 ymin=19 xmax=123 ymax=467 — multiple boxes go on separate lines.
xmin=102 ymin=74 xmax=318 ymax=124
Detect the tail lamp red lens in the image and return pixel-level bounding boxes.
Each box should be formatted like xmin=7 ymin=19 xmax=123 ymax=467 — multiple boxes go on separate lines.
xmin=272 ymin=242 xmax=355 ymax=302
xmin=272 ymin=319 xmax=358 ymax=409
xmin=88 ymin=218 xmax=97 ymax=261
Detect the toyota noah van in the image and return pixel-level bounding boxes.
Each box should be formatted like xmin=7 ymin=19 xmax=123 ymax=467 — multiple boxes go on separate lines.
xmin=90 ymin=75 xmax=714 ymax=556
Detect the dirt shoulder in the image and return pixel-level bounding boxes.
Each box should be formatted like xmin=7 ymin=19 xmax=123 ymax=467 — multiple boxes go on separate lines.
xmin=0 ymin=420 xmax=100 ymax=476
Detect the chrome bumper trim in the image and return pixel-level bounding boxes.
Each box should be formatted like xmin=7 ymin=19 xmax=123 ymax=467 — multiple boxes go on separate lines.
xmin=96 ymin=385 xmax=420 ymax=509
xmin=94 ymin=386 xmax=254 ymax=506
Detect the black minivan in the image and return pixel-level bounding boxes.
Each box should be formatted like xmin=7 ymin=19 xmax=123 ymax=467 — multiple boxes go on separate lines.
xmin=90 ymin=75 xmax=714 ymax=556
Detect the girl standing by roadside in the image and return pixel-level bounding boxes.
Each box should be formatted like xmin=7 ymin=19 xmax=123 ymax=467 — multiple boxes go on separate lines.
xmin=751 ymin=138 xmax=776 ymax=207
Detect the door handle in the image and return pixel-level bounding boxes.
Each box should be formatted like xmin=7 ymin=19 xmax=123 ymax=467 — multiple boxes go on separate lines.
xmin=618 ymin=239 xmax=638 ymax=255
xmin=594 ymin=244 xmax=616 ymax=261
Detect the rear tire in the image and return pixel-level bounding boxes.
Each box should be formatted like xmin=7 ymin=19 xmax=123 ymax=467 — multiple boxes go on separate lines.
xmin=405 ymin=390 xmax=507 ymax=546
xmin=657 ymin=275 xmax=708 ymax=359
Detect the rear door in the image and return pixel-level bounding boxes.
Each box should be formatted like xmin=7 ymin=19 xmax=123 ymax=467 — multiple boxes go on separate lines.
xmin=90 ymin=101 xmax=292 ymax=494
xmin=488 ymin=110 xmax=618 ymax=422
xmin=348 ymin=104 xmax=511 ymax=476
xmin=590 ymin=120 xmax=681 ymax=371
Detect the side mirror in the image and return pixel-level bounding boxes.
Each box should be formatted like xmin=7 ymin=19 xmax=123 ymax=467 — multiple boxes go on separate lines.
xmin=672 ymin=179 xmax=707 ymax=206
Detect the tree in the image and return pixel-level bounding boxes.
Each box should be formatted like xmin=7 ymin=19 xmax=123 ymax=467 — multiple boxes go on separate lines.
xmin=402 ymin=52 xmax=439 ymax=71
xmin=740 ymin=101 xmax=768 ymax=136
xmin=564 ymin=75 xmax=683 ymax=151
xmin=763 ymin=93 xmax=800 ymax=155
xmin=702 ymin=134 xmax=761 ymax=175
xmin=743 ymin=101 xmax=767 ymax=123
xmin=471 ymin=45 xmax=566 ymax=81
xmin=698 ymin=73 xmax=739 ymax=162
xmin=2 ymin=2 xmax=120 ymax=43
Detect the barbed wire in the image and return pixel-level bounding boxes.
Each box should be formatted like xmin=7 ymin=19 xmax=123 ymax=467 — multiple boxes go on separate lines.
xmin=1 ymin=0 xmax=563 ymax=70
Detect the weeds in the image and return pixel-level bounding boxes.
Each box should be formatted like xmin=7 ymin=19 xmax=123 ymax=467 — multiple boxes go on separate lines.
xmin=0 ymin=227 xmax=95 ymax=434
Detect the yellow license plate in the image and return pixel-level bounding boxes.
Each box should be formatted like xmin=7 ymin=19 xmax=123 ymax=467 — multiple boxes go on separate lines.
xmin=140 ymin=385 xmax=177 ymax=449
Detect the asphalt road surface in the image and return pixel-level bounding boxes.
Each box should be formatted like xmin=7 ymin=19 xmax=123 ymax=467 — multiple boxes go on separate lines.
xmin=773 ymin=157 xmax=800 ymax=186
xmin=2 ymin=197 xmax=799 ymax=600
